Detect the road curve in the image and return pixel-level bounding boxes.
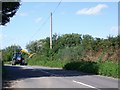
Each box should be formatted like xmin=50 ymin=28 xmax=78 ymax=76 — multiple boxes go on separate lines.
xmin=3 ymin=65 xmax=119 ymax=89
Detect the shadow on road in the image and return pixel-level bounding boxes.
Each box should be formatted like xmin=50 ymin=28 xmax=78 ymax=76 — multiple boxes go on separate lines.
xmin=3 ymin=65 xmax=96 ymax=88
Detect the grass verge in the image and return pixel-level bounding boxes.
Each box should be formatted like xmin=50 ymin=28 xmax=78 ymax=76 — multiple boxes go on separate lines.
xmin=63 ymin=60 xmax=119 ymax=78
xmin=28 ymin=54 xmax=120 ymax=78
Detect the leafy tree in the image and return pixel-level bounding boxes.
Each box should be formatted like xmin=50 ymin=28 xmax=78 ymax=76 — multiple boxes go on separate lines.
xmin=26 ymin=41 xmax=38 ymax=53
xmin=26 ymin=33 xmax=119 ymax=63
xmin=55 ymin=46 xmax=85 ymax=61
xmin=0 ymin=0 xmax=21 ymax=25
xmin=82 ymin=34 xmax=94 ymax=50
xmin=26 ymin=38 xmax=50 ymax=56
xmin=55 ymin=33 xmax=81 ymax=49
xmin=2 ymin=45 xmax=21 ymax=62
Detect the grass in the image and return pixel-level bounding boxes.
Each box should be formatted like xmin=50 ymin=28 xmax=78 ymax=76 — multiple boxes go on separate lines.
xmin=28 ymin=55 xmax=68 ymax=68
xmin=4 ymin=61 xmax=11 ymax=64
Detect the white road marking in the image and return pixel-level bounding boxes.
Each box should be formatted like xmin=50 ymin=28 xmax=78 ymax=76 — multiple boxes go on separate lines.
xmin=73 ymin=80 xmax=96 ymax=88
xmin=26 ymin=67 xmax=98 ymax=89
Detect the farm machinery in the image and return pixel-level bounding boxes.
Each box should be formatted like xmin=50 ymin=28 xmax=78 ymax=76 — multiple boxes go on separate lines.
xmin=11 ymin=49 xmax=34 ymax=65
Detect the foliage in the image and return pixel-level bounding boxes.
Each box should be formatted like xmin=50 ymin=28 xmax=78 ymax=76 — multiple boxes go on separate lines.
xmin=25 ymin=34 xmax=120 ymax=78
xmin=2 ymin=45 xmax=21 ymax=62
xmin=98 ymin=61 xmax=119 ymax=78
xmin=26 ymin=33 xmax=119 ymax=62
xmin=28 ymin=54 xmax=67 ymax=68
xmin=63 ymin=61 xmax=99 ymax=74
xmin=0 ymin=0 xmax=21 ymax=25
xmin=55 ymin=46 xmax=85 ymax=61
xmin=2 ymin=33 xmax=119 ymax=78
xmin=63 ymin=60 xmax=119 ymax=78
xmin=81 ymin=34 xmax=94 ymax=50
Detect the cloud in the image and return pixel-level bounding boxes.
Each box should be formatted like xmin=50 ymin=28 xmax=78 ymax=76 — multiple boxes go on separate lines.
xmin=18 ymin=12 xmax=28 ymax=16
xmin=35 ymin=17 xmax=42 ymax=23
xmin=76 ymin=4 xmax=108 ymax=15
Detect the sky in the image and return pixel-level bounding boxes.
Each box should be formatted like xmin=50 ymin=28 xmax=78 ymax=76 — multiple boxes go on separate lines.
xmin=1 ymin=1 xmax=119 ymax=49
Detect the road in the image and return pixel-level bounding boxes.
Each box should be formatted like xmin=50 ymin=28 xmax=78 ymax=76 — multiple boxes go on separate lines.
xmin=3 ymin=65 xmax=119 ymax=89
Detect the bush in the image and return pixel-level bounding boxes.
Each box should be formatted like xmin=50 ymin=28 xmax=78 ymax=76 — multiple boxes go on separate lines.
xmin=28 ymin=54 xmax=67 ymax=68
xmin=98 ymin=61 xmax=119 ymax=78
xmin=55 ymin=46 xmax=85 ymax=61
xmin=63 ymin=60 xmax=119 ymax=78
xmin=63 ymin=61 xmax=99 ymax=74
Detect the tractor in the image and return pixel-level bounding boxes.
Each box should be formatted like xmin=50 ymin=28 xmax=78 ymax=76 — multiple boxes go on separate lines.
xmin=12 ymin=49 xmax=34 ymax=65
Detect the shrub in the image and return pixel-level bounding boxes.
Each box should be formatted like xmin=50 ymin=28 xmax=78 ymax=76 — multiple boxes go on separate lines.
xmin=98 ymin=61 xmax=119 ymax=78
xmin=28 ymin=54 xmax=67 ymax=68
xmin=63 ymin=61 xmax=99 ymax=74
xmin=64 ymin=60 xmax=119 ymax=78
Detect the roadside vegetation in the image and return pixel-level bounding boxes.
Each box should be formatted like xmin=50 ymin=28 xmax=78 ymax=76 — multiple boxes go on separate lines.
xmin=1 ymin=34 xmax=120 ymax=78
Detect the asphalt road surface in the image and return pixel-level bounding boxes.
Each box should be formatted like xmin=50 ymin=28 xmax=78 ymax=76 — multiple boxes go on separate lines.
xmin=3 ymin=65 xmax=119 ymax=89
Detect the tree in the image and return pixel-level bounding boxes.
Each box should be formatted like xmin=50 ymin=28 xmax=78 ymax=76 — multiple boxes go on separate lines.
xmin=2 ymin=45 xmax=21 ymax=62
xmin=56 ymin=33 xmax=81 ymax=48
xmin=26 ymin=41 xmax=38 ymax=53
xmin=0 ymin=0 xmax=21 ymax=25
xmin=82 ymin=34 xmax=94 ymax=50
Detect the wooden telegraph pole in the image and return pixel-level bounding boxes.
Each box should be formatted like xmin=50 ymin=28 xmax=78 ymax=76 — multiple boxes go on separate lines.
xmin=50 ymin=12 xmax=52 ymax=49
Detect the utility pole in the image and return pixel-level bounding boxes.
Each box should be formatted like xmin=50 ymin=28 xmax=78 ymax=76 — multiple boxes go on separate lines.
xmin=14 ymin=44 xmax=16 ymax=53
xmin=50 ymin=12 xmax=52 ymax=49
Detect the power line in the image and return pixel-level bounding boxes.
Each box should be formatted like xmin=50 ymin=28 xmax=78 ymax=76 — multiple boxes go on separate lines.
xmin=29 ymin=15 xmax=50 ymax=41
xmin=28 ymin=0 xmax=62 ymax=41
xmin=52 ymin=0 xmax=62 ymax=14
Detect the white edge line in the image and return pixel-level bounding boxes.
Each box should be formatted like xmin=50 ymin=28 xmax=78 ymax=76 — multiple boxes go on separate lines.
xmin=73 ymin=80 xmax=96 ymax=88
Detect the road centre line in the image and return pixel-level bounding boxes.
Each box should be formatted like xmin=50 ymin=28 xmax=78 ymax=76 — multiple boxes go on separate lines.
xmin=40 ymin=69 xmax=99 ymax=89
xmin=73 ymin=80 xmax=97 ymax=89
xmin=21 ymin=66 xmax=100 ymax=89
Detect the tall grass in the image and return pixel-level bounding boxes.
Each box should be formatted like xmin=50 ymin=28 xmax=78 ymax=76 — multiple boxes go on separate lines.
xmin=28 ymin=54 xmax=67 ymax=68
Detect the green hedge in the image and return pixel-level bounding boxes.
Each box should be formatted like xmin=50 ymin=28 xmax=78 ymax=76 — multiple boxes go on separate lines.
xmin=63 ymin=61 xmax=99 ymax=74
xmin=63 ymin=61 xmax=119 ymax=78
xmin=98 ymin=61 xmax=119 ymax=78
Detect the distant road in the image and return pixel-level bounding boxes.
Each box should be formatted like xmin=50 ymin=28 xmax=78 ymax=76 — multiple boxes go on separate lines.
xmin=3 ymin=65 xmax=119 ymax=89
